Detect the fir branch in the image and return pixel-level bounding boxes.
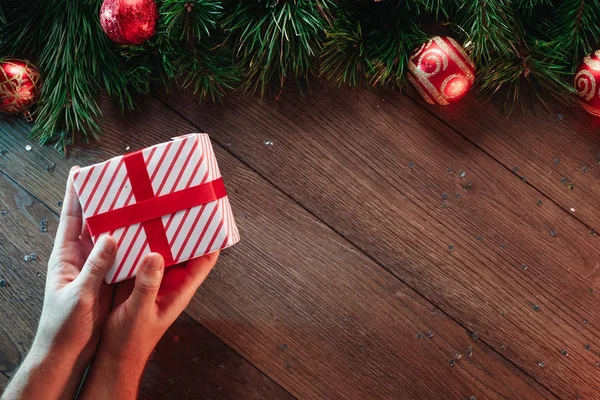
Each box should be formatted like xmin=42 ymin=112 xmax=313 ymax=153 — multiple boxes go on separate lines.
xmin=31 ymin=0 xmax=132 ymax=152
xmin=365 ymin=22 xmax=425 ymax=88
xmin=456 ymin=0 xmax=518 ymax=64
xmin=551 ymin=0 xmax=600 ymax=67
xmin=224 ymin=0 xmax=333 ymax=97
xmin=320 ymin=16 xmax=365 ymax=86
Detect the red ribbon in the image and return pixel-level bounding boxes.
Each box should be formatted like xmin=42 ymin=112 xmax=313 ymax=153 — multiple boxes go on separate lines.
xmin=86 ymin=150 xmax=227 ymax=265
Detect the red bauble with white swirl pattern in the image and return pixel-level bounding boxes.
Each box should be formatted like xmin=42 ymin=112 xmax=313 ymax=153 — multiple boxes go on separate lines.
xmin=407 ymin=36 xmax=475 ymax=106
xmin=575 ymin=51 xmax=600 ymax=116
xmin=0 ymin=57 xmax=41 ymax=115
xmin=100 ymin=0 xmax=157 ymax=45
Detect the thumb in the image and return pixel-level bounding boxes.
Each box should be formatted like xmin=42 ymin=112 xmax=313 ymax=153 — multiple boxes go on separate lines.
xmin=128 ymin=253 xmax=164 ymax=310
xmin=76 ymin=235 xmax=117 ymax=293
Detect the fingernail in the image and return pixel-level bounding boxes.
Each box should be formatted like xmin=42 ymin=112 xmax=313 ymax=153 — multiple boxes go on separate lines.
xmin=143 ymin=253 xmax=164 ymax=271
xmin=98 ymin=236 xmax=116 ymax=255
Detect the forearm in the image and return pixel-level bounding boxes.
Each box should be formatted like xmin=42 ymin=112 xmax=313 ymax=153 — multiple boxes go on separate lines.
xmin=2 ymin=341 xmax=84 ymax=400
xmin=79 ymin=350 xmax=147 ymax=400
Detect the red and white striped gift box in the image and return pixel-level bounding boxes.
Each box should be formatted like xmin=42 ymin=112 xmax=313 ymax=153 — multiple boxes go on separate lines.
xmin=72 ymin=133 xmax=240 ymax=284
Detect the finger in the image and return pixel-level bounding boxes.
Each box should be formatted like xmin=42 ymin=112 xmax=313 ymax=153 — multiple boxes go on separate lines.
xmin=55 ymin=167 xmax=83 ymax=246
xmin=75 ymin=235 xmax=117 ymax=293
xmin=180 ymin=251 xmax=220 ymax=298
xmin=128 ymin=253 xmax=165 ymax=310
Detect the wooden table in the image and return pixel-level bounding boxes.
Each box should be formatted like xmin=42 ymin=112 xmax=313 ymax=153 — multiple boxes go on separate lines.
xmin=1 ymin=84 xmax=599 ymax=399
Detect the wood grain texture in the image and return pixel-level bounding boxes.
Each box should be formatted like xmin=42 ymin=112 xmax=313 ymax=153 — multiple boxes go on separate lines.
xmin=160 ymin=85 xmax=600 ymax=399
xmin=0 ymin=170 xmax=291 ymax=399
xmin=404 ymin=89 xmax=600 ymax=232
xmin=0 ymin=97 xmax=554 ymax=399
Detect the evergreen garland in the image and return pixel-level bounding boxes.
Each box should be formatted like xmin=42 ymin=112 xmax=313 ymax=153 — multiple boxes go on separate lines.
xmin=0 ymin=0 xmax=598 ymax=151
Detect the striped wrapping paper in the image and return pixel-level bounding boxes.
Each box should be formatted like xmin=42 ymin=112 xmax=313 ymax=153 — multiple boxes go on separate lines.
xmin=72 ymin=133 xmax=240 ymax=284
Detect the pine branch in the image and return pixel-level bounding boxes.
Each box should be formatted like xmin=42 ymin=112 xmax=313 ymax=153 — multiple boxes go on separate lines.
xmin=223 ymin=0 xmax=333 ymax=97
xmin=551 ymin=0 xmax=600 ymax=67
xmin=456 ymin=0 xmax=518 ymax=64
xmin=121 ymin=0 xmax=237 ymax=101
xmin=320 ymin=14 xmax=365 ymax=86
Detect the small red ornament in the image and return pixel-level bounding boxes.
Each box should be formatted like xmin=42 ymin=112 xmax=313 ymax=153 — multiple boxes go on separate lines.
xmin=100 ymin=0 xmax=157 ymax=45
xmin=0 ymin=57 xmax=41 ymax=116
xmin=407 ymin=36 xmax=475 ymax=105
xmin=574 ymin=50 xmax=600 ymax=116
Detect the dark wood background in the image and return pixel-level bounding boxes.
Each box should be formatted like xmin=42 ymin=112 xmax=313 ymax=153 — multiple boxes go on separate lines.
xmin=1 ymin=82 xmax=599 ymax=399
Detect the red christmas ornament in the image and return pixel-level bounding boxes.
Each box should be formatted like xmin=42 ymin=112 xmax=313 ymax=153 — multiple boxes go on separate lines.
xmin=0 ymin=57 xmax=41 ymax=116
xmin=574 ymin=50 xmax=600 ymax=116
xmin=407 ymin=36 xmax=475 ymax=105
xmin=100 ymin=0 xmax=157 ymax=45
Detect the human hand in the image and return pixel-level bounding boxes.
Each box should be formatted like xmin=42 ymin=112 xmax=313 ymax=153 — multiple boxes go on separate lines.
xmin=3 ymin=168 xmax=117 ymax=400
xmin=37 ymin=168 xmax=116 ymax=364
xmin=79 ymin=251 xmax=219 ymax=399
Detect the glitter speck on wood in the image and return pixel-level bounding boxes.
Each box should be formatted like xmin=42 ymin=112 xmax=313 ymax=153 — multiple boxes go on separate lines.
xmin=561 ymin=349 xmax=568 ymax=356
xmin=441 ymin=192 xmax=448 ymax=200
xmin=537 ymin=361 xmax=545 ymax=367
xmin=521 ymin=264 xmax=528 ymax=270
xmin=448 ymin=359 xmax=455 ymax=367
xmin=417 ymin=333 xmax=424 ymax=339
xmin=264 ymin=139 xmax=274 ymax=147
xmin=557 ymin=113 xmax=564 ymax=120
xmin=585 ymin=344 xmax=591 ymax=351
xmin=582 ymin=166 xmax=589 ymax=173
xmin=0 ymin=279 xmax=6 ymax=287
xmin=426 ymin=331 xmax=433 ymax=338
xmin=448 ymin=245 xmax=455 ymax=252
xmin=25 ymin=144 xmax=32 ymax=151
xmin=554 ymin=157 xmax=560 ymax=165
xmin=476 ymin=235 xmax=483 ymax=241
xmin=550 ymin=230 xmax=557 ymax=237
xmin=459 ymin=171 xmax=466 ymax=178
xmin=408 ymin=161 xmax=415 ymax=169
xmin=536 ymin=199 xmax=543 ymax=206
xmin=568 ymin=183 xmax=575 ymax=190
xmin=532 ymin=304 xmax=540 ymax=312
xmin=583 ymin=319 xmax=588 ymax=324
xmin=471 ymin=332 xmax=479 ymax=340
xmin=560 ymin=177 xmax=568 ymax=184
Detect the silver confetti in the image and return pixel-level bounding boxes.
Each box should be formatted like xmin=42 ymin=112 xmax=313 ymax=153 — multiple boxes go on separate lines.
xmin=554 ymin=157 xmax=560 ymax=165
xmin=561 ymin=349 xmax=568 ymax=356
xmin=448 ymin=359 xmax=455 ymax=367
xmin=550 ymin=230 xmax=557 ymax=237
xmin=560 ymin=177 xmax=568 ymax=184
xmin=471 ymin=332 xmax=479 ymax=340
xmin=408 ymin=161 xmax=415 ymax=169
xmin=448 ymin=245 xmax=455 ymax=252
xmin=537 ymin=361 xmax=545 ymax=368
xmin=582 ymin=166 xmax=589 ymax=173
xmin=557 ymin=113 xmax=564 ymax=120
xmin=585 ymin=344 xmax=591 ymax=351
xmin=441 ymin=192 xmax=449 ymax=200
xmin=25 ymin=145 xmax=32 ymax=151
xmin=459 ymin=171 xmax=466 ymax=178
xmin=426 ymin=331 xmax=434 ymax=338
xmin=536 ymin=199 xmax=543 ymax=206
xmin=264 ymin=139 xmax=274 ymax=147
xmin=532 ymin=304 xmax=541 ymax=312
xmin=23 ymin=254 xmax=31 ymax=262
xmin=521 ymin=264 xmax=528 ymax=270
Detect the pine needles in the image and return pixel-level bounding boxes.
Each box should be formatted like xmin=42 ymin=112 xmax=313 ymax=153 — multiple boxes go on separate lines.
xmin=0 ymin=0 xmax=599 ymax=150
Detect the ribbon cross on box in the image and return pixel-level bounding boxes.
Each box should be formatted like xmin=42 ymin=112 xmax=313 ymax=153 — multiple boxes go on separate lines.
xmin=72 ymin=133 xmax=240 ymax=283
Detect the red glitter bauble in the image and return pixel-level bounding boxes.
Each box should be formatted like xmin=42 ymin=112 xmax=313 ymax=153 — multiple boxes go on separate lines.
xmin=407 ymin=36 xmax=475 ymax=106
xmin=100 ymin=0 xmax=157 ymax=45
xmin=0 ymin=57 xmax=41 ymax=115
xmin=574 ymin=50 xmax=600 ymax=116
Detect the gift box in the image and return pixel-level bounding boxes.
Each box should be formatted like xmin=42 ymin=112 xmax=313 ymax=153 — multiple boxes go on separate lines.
xmin=72 ymin=133 xmax=240 ymax=283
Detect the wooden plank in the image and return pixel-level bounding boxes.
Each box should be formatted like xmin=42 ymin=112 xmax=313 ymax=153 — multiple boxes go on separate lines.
xmin=0 ymin=171 xmax=292 ymax=399
xmin=0 ymin=373 xmax=8 ymax=393
xmin=0 ymin=99 xmax=554 ymax=398
xmin=403 ymin=89 xmax=600 ymax=231
xmin=159 ymin=85 xmax=600 ymax=399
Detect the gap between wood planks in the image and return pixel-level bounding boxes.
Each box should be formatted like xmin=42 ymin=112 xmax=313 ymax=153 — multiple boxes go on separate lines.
xmin=150 ymin=92 xmax=562 ymax=398
xmin=0 ymin=168 xmax=295 ymax=400
xmin=0 ymin=101 xmax=555 ymax=398
xmin=402 ymin=90 xmax=598 ymax=236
